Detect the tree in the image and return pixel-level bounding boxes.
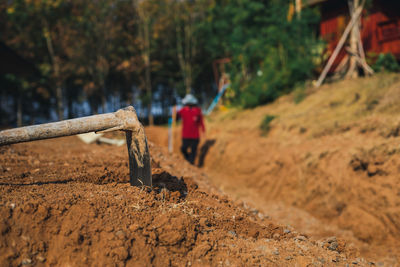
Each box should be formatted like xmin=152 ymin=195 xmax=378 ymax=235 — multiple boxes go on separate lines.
xmin=135 ymin=0 xmax=155 ymax=125
xmin=4 ymin=0 xmax=80 ymax=120
xmin=199 ymin=0 xmax=321 ymax=108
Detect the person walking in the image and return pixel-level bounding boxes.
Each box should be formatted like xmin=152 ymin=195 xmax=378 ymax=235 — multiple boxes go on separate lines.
xmin=178 ymin=94 xmax=205 ymax=164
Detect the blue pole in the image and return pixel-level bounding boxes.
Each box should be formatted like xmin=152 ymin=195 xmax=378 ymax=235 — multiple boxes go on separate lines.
xmin=205 ymin=83 xmax=230 ymax=116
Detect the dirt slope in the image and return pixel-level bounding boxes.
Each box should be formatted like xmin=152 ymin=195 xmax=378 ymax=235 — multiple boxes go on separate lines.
xmin=0 ymin=136 xmax=367 ymax=266
xmin=205 ymin=73 xmax=400 ymax=264
xmin=147 ymin=73 xmax=400 ymax=265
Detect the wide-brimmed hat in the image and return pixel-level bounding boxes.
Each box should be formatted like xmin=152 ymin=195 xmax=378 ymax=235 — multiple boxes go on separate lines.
xmin=182 ymin=94 xmax=198 ymax=105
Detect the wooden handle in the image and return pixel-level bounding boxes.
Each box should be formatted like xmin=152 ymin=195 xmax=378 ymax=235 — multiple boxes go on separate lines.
xmin=0 ymin=106 xmax=152 ymax=187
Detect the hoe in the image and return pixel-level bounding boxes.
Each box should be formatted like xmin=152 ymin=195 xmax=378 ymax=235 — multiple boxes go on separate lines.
xmin=0 ymin=106 xmax=152 ymax=187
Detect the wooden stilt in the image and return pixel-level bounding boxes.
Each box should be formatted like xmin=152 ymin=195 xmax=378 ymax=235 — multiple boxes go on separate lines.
xmin=315 ymin=2 xmax=364 ymax=87
xmin=346 ymin=0 xmax=360 ymax=79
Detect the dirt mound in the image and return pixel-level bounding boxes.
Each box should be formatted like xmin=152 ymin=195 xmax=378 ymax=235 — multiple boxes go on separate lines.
xmin=145 ymin=74 xmax=400 ymax=265
xmin=0 ymin=137 xmax=365 ymax=266
xmin=200 ymin=74 xmax=400 ymax=264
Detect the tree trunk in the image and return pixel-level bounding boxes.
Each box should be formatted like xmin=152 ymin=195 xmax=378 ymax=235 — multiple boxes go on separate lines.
xmin=17 ymin=93 xmax=22 ymax=127
xmin=176 ymin=14 xmax=193 ymax=95
xmin=137 ymin=2 xmax=153 ymax=125
xmin=346 ymin=0 xmax=359 ymax=79
xmin=295 ymin=0 xmax=302 ymax=18
xmin=144 ymin=14 xmax=153 ymax=125
xmin=56 ymin=86 xmax=64 ymax=120
xmin=101 ymin=90 xmax=107 ymax=113
xmin=98 ymin=65 xmax=108 ymax=114
xmin=184 ymin=22 xmax=192 ymax=94
xmin=315 ymin=3 xmax=364 ymax=87
xmin=44 ymin=22 xmax=64 ymax=120
xmin=176 ymin=24 xmax=187 ymax=92
xmin=67 ymin=93 xmax=73 ymax=119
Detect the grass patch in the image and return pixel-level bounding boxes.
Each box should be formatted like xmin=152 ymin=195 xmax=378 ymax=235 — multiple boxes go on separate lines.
xmin=293 ymin=85 xmax=307 ymax=104
xmin=212 ymin=73 xmax=400 ymax=138
xmin=260 ymin=114 xmax=277 ymax=136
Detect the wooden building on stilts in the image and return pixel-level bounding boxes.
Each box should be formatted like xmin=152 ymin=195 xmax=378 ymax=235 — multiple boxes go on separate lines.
xmin=302 ymin=0 xmax=400 ymax=86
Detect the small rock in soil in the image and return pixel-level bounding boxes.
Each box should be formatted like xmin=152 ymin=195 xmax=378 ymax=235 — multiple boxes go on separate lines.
xmin=191 ymin=243 xmax=212 ymax=258
xmin=21 ymin=258 xmax=32 ymax=265
xmin=295 ymin=235 xmax=306 ymax=241
xmin=273 ymin=233 xmax=280 ymax=239
xmin=129 ymin=224 xmax=140 ymax=232
xmin=36 ymin=255 xmax=46 ymax=262
xmin=111 ymin=247 xmax=128 ymax=261
xmin=328 ymin=241 xmax=339 ymax=251
xmin=199 ymin=217 xmax=211 ymax=227
xmin=325 ymin=236 xmax=337 ymax=243
xmin=228 ymin=230 xmax=237 ymax=237
xmin=251 ymin=209 xmax=259 ymax=215
xmin=115 ymin=230 xmax=126 ymax=240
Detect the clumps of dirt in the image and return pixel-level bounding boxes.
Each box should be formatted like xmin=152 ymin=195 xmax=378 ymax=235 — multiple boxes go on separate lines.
xmin=358 ymin=120 xmax=400 ymax=141
xmin=350 ymin=155 xmax=387 ymax=177
xmin=318 ymin=236 xmax=346 ymax=253
xmin=359 ymin=123 xmax=378 ymax=134
xmin=311 ymin=122 xmax=354 ymax=138
xmin=380 ymin=122 xmax=400 ymax=138
xmin=349 ymin=145 xmax=399 ymax=177
xmin=0 ymin=137 xmax=365 ymax=266
xmin=152 ymin=170 xmax=189 ymax=197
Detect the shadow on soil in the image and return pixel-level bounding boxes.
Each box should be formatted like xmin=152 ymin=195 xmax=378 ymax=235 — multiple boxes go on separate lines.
xmin=152 ymin=171 xmax=188 ymax=198
xmin=198 ymin=139 xmax=216 ymax=167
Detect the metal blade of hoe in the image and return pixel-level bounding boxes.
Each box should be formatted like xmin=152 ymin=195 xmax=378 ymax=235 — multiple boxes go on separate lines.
xmin=0 ymin=106 xmax=152 ymax=187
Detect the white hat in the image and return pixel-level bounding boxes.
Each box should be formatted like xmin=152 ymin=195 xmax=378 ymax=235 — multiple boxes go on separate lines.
xmin=182 ymin=94 xmax=198 ymax=105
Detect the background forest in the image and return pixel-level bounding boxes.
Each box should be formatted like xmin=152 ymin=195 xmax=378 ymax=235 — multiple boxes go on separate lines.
xmin=0 ymin=0 xmax=321 ymax=126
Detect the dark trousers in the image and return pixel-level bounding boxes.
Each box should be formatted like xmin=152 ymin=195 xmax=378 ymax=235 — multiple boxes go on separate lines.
xmin=181 ymin=138 xmax=199 ymax=164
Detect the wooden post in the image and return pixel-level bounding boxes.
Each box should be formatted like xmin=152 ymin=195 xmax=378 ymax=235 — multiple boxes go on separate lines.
xmin=315 ymin=2 xmax=364 ymax=87
xmin=295 ymin=0 xmax=302 ymax=17
xmin=354 ymin=2 xmax=374 ymax=76
xmin=346 ymin=0 xmax=359 ymax=79
xmin=168 ymin=105 xmax=177 ymax=153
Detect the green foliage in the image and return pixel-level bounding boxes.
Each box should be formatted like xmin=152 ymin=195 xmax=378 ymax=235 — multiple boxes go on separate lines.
xmin=372 ymin=53 xmax=400 ymax=73
xmin=199 ymin=0 xmax=321 ymax=108
xmin=293 ymin=84 xmax=307 ymax=104
xmin=1 ymin=0 xmax=321 ymax=124
xmin=259 ymin=114 xmax=276 ymax=135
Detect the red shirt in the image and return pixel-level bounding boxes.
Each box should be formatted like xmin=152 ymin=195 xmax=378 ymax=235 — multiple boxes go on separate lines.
xmin=178 ymin=106 xmax=205 ymax=139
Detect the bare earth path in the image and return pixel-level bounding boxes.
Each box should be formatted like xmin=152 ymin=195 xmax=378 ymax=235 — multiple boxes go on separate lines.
xmin=146 ymin=73 xmax=400 ymax=265
xmin=0 ymin=135 xmax=368 ymax=266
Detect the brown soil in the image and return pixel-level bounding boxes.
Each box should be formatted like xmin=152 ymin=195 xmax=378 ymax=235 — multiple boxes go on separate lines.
xmin=146 ymin=74 xmax=400 ymax=266
xmin=0 ymin=136 xmax=366 ymax=266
